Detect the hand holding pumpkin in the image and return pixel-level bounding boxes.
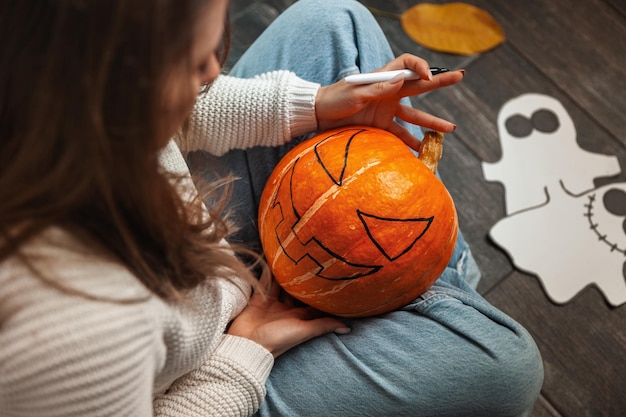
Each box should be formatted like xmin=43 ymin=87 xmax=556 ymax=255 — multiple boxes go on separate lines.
xmin=315 ymin=53 xmax=464 ymax=151
xmin=227 ymin=268 xmax=349 ymax=358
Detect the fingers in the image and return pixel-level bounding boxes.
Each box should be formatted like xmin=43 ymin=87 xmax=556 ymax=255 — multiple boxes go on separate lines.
xmin=380 ymin=53 xmax=432 ymax=80
xmin=388 ymin=122 xmax=422 ymax=151
xmin=293 ymin=316 xmax=351 ymax=343
xmin=260 ymin=308 xmax=350 ymax=357
xmin=376 ymin=54 xmax=465 ymax=86
xmin=317 ymin=55 xmax=463 ymax=139
xmin=353 ymin=77 xmax=405 ymax=101
xmin=353 ymin=69 xmax=465 ymax=112
xmin=396 ymin=105 xmax=457 ymax=133
xmin=401 ymin=69 xmax=465 ymax=96
xmin=310 ymin=316 xmax=351 ymax=336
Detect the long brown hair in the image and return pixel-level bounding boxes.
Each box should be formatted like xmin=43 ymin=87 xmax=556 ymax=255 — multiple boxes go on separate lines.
xmin=0 ymin=0 xmax=256 ymax=300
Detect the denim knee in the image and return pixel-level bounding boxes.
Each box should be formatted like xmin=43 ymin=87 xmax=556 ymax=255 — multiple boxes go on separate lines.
xmin=478 ymin=326 xmax=544 ymax=416
xmin=283 ymin=0 xmax=392 ymax=73
xmin=272 ymin=0 xmax=375 ymax=39
xmin=411 ymin=284 xmax=544 ymax=416
xmin=294 ymin=0 xmax=373 ymax=19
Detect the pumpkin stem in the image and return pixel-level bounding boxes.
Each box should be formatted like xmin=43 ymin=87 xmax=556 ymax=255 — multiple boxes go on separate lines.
xmin=418 ymin=131 xmax=444 ymax=174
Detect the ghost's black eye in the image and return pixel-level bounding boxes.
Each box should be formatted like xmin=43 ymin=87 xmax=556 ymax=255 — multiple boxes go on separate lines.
xmin=505 ymin=115 xmax=533 ymax=138
xmin=604 ymin=188 xmax=626 ymax=217
xmin=505 ymin=108 xmax=560 ymax=138
xmin=531 ymin=109 xmax=560 ymax=134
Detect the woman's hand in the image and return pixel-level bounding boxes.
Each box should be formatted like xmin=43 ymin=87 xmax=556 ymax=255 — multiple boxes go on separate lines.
xmin=315 ymin=54 xmax=465 ymax=150
xmin=227 ymin=268 xmax=350 ymax=358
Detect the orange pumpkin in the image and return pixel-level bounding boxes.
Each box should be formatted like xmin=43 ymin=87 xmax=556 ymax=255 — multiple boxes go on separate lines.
xmin=258 ymin=126 xmax=458 ymax=317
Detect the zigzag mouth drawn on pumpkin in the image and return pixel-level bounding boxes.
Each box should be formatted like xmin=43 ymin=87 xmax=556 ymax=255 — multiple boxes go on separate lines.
xmin=270 ymin=160 xmax=381 ymax=281
xmin=268 ymin=128 xmax=435 ymax=281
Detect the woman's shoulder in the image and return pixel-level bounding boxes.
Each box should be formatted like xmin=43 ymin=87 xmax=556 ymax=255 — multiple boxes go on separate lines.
xmin=0 ymin=227 xmax=228 ymax=384
xmin=0 ymin=226 xmax=164 ymax=336
xmin=0 ymin=226 xmax=152 ymax=299
xmin=0 ymin=227 xmax=167 ymax=353
xmin=0 ymin=227 xmax=172 ymax=414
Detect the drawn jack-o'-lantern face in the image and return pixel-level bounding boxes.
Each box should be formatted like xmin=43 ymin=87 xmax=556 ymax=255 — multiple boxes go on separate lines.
xmin=258 ymin=127 xmax=458 ymax=317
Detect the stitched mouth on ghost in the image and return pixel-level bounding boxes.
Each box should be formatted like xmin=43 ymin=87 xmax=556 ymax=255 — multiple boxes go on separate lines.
xmin=585 ymin=188 xmax=626 ymax=259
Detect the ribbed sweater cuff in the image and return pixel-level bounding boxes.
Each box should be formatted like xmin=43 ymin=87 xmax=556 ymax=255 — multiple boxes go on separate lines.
xmin=216 ymin=335 xmax=274 ymax=384
xmin=287 ymin=77 xmax=320 ymax=139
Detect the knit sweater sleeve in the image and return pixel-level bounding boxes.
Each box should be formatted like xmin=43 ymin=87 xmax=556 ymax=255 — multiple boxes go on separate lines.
xmin=153 ymin=335 xmax=273 ymax=417
xmin=0 ymin=246 xmax=168 ymax=417
xmin=0 ymin=231 xmax=273 ymax=417
xmin=179 ymin=71 xmax=320 ymax=156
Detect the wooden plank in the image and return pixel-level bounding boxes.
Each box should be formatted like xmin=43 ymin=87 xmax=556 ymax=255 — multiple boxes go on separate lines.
xmin=533 ymin=395 xmax=563 ymax=417
xmin=359 ymin=0 xmax=481 ymax=73
xmin=470 ymin=0 xmax=626 ymax=141
xmin=419 ymin=43 xmax=625 ymax=293
xmin=362 ymin=0 xmax=626 ymax=141
xmin=419 ymin=42 xmax=626 ymax=176
xmin=429 ymin=40 xmax=626 ymax=415
xmin=432 ymin=126 xmax=514 ymax=292
xmin=606 ymin=0 xmax=626 ymax=15
xmin=363 ymin=0 xmax=626 ymax=159
xmin=486 ymin=271 xmax=626 ymax=417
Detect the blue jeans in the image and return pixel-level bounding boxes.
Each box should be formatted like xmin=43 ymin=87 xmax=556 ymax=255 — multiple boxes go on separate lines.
xmin=196 ymin=0 xmax=544 ymax=415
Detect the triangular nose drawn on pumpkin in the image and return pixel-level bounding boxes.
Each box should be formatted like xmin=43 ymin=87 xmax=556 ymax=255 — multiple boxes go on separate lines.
xmin=358 ymin=210 xmax=434 ymax=261
xmin=314 ymin=128 xmax=366 ymax=186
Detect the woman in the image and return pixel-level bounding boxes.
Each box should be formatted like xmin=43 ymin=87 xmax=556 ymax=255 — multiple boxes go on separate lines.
xmin=0 ymin=0 xmax=543 ymax=416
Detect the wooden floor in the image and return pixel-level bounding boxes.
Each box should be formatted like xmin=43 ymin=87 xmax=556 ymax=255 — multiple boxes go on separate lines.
xmin=226 ymin=1 xmax=626 ymax=415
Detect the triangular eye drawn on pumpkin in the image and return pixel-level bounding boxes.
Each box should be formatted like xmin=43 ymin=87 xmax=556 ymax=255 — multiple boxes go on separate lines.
xmin=357 ymin=210 xmax=434 ymax=261
xmin=314 ymin=128 xmax=366 ymax=186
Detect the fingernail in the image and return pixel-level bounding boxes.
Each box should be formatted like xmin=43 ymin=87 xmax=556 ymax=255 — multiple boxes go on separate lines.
xmin=426 ymin=68 xmax=433 ymax=81
xmin=452 ymin=124 xmax=457 ymax=131
xmin=334 ymin=327 xmax=352 ymax=335
xmin=389 ymin=73 xmax=405 ymax=84
xmin=459 ymin=69 xmax=466 ymax=77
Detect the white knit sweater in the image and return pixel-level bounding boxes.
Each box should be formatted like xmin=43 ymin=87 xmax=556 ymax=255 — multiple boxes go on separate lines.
xmin=0 ymin=71 xmax=320 ymax=416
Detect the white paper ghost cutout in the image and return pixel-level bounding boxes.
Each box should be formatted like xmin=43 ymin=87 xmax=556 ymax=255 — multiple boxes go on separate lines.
xmin=483 ymin=93 xmax=624 ymax=306
xmin=483 ymin=93 xmax=621 ymax=215
xmin=489 ymin=182 xmax=626 ymax=306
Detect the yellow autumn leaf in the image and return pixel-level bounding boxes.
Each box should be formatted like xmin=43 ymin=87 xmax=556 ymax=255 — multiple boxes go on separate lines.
xmin=400 ymin=3 xmax=505 ymax=55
